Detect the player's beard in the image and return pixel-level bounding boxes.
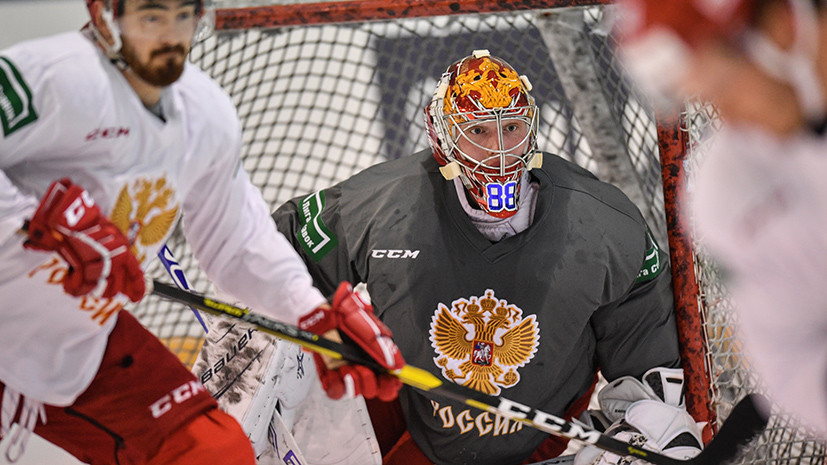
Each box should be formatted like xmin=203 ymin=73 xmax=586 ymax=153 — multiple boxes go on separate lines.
xmin=121 ymin=41 xmax=189 ymax=87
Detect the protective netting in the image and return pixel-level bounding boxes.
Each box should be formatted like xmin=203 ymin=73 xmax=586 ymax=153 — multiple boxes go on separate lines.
xmin=137 ymin=4 xmax=666 ymax=365
xmin=682 ymin=102 xmax=827 ymax=463
xmin=125 ymin=2 xmax=827 ymax=462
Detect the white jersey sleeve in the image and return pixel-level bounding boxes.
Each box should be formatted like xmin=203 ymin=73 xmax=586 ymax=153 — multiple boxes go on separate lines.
xmin=691 ymin=125 xmax=827 ymax=435
xmin=173 ymin=69 xmax=326 ymax=324
xmin=0 ymin=170 xmax=36 ymax=248
xmin=182 ymin=165 xmax=327 ymax=323
xmin=0 ymin=38 xmax=68 ymax=248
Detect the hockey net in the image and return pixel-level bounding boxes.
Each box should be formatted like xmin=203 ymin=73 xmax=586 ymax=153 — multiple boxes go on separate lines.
xmin=129 ymin=0 xmax=826 ymax=462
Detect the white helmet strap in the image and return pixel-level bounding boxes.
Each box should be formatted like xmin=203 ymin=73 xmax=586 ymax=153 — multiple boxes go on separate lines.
xmin=100 ymin=6 xmax=122 ymax=54
xmin=87 ymin=4 xmax=128 ymax=71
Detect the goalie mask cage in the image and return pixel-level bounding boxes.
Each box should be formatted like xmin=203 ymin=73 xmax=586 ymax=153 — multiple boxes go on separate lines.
xmin=130 ymin=0 xmax=826 ymax=462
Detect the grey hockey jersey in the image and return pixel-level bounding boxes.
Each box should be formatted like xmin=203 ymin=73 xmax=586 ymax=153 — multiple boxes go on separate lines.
xmin=273 ymin=150 xmax=680 ymax=465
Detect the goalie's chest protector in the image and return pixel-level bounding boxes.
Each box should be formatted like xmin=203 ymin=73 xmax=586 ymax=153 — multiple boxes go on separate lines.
xmin=336 ymin=151 xmax=647 ymax=464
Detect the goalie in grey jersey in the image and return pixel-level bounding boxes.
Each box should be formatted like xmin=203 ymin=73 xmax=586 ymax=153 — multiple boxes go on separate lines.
xmin=200 ymin=51 xmax=705 ymax=465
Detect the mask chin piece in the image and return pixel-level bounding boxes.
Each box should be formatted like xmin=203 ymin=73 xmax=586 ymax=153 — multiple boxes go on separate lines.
xmin=527 ymin=152 xmax=543 ymax=170
xmin=439 ymin=161 xmax=462 ymax=180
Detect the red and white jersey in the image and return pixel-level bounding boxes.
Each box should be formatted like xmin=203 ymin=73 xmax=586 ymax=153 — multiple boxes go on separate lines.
xmin=0 ymin=32 xmax=325 ymax=406
xmin=691 ymin=125 xmax=827 ymax=435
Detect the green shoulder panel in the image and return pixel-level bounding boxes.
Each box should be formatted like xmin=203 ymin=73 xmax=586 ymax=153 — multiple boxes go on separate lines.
xmin=0 ymin=56 xmax=38 ymax=137
xmin=635 ymin=228 xmax=662 ymax=284
xmin=295 ymin=190 xmax=338 ymax=262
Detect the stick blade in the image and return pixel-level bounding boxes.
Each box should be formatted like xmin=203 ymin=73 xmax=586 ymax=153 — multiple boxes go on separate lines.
xmin=690 ymin=394 xmax=769 ymax=465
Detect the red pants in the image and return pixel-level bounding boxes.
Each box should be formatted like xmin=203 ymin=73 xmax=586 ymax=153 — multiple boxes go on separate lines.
xmin=147 ymin=408 xmax=254 ymax=465
xmin=1 ymin=311 xmax=255 ymax=465
xmin=367 ymin=381 xmax=595 ymax=465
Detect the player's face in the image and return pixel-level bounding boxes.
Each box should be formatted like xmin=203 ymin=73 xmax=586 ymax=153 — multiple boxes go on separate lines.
xmin=118 ymin=0 xmax=199 ymax=87
xmin=679 ymin=43 xmax=804 ymax=136
xmin=455 ymin=118 xmax=529 ymax=168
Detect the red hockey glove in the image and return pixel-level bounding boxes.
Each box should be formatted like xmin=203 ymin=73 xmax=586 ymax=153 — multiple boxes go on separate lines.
xmin=24 ymin=178 xmax=145 ymax=302
xmin=298 ymin=282 xmax=405 ymax=401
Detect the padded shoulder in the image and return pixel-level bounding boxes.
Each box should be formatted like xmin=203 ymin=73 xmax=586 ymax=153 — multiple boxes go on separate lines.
xmin=538 ymin=152 xmax=645 ymax=226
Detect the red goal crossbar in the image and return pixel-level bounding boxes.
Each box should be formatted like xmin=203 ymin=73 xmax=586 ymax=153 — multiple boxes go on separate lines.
xmin=215 ymin=0 xmax=605 ymax=29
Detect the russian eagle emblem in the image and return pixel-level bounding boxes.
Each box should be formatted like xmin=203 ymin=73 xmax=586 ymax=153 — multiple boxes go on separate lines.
xmin=429 ymin=290 xmax=539 ymax=395
xmin=110 ymin=176 xmax=179 ymax=264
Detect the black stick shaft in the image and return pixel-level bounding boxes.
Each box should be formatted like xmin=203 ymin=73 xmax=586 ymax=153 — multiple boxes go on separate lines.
xmin=149 ymin=279 xmax=767 ymax=465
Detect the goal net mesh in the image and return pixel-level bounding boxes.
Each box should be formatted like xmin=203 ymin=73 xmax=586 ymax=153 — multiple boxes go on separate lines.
xmin=128 ymin=1 xmax=826 ymax=462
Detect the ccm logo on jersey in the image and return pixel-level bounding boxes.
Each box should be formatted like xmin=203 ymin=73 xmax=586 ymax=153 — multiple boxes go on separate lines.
xmin=370 ymin=249 xmax=419 ymax=259
xmin=86 ymin=126 xmax=130 ymax=141
xmin=149 ymin=380 xmax=206 ymax=418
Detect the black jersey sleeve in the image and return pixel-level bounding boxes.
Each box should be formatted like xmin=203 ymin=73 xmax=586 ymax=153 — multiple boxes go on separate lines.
xmin=271 ymin=184 xmax=362 ymax=298
xmin=590 ymin=229 xmax=682 ymax=382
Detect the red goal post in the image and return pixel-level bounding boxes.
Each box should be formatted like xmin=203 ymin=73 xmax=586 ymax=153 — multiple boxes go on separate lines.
xmin=128 ymin=0 xmax=826 ymax=462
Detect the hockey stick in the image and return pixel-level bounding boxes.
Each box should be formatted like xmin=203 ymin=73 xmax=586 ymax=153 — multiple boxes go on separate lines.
xmin=148 ymin=278 xmax=767 ymax=465
xmin=154 ymin=248 xmax=311 ymax=462
xmin=156 ymin=244 xmax=209 ymax=332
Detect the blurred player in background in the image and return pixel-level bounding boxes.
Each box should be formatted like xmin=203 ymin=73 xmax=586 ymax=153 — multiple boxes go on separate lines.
xmin=0 ymin=0 xmax=402 ymax=463
xmin=621 ymin=0 xmax=827 ymax=436
xmin=203 ymin=50 xmax=705 ymax=465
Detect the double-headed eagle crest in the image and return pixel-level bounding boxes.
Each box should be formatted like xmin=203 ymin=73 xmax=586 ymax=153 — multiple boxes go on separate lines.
xmin=429 ymin=290 xmax=539 ymax=395
xmin=449 ymin=57 xmax=522 ymax=111
xmin=110 ymin=177 xmax=179 ymax=264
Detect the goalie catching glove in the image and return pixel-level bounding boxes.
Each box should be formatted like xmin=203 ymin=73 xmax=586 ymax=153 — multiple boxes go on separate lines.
xmin=298 ymin=282 xmax=405 ymax=401
xmin=574 ymin=368 xmax=705 ymax=465
xmin=24 ymin=178 xmax=145 ymax=302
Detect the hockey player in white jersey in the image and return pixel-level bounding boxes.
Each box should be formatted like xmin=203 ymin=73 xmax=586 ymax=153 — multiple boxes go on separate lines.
xmin=0 ymin=0 xmax=404 ymax=464
xmin=620 ymin=0 xmax=827 ymax=437
xmin=199 ymin=51 xmax=706 ymax=465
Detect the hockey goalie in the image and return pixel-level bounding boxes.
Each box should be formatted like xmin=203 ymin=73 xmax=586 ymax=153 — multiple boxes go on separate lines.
xmin=193 ymin=49 xmax=705 ymax=465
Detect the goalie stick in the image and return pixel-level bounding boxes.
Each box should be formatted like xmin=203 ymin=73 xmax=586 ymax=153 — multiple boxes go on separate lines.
xmin=148 ymin=278 xmax=767 ymax=465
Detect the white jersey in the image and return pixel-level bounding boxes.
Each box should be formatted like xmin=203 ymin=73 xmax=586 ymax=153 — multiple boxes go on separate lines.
xmin=691 ymin=125 xmax=827 ymax=435
xmin=0 ymin=32 xmax=326 ymax=406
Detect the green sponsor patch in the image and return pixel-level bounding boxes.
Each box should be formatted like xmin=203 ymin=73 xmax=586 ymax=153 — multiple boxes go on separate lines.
xmin=636 ymin=230 xmax=662 ymax=284
xmin=0 ymin=57 xmax=37 ymax=137
xmin=296 ymin=191 xmax=337 ymax=262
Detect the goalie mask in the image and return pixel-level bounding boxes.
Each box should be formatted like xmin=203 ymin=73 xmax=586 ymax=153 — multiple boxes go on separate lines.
xmin=85 ymin=0 xmax=214 ymax=71
xmin=425 ymin=50 xmax=541 ymax=218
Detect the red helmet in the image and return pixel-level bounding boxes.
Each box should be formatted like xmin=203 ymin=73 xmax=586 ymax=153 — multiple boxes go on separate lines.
xmin=425 ymin=50 xmax=541 ymax=218
xmin=619 ymin=0 xmax=756 ymax=50
xmin=619 ymin=0 xmax=824 ymax=121
xmin=617 ymin=0 xmax=757 ymax=106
